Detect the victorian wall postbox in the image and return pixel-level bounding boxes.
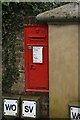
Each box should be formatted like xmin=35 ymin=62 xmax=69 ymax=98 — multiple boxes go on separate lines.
xmin=24 ymin=25 xmax=48 ymax=92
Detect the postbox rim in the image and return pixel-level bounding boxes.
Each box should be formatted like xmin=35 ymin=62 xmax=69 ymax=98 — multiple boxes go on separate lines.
xmin=24 ymin=24 xmax=48 ymax=27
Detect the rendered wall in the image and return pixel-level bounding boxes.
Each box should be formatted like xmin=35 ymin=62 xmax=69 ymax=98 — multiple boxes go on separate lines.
xmin=49 ymin=24 xmax=78 ymax=118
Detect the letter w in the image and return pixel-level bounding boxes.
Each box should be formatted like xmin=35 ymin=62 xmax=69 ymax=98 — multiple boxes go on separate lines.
xmin=5 ymin=104 xmax=11 ymax=111
xmin=72 ymin=112 xmax=80 ymax=119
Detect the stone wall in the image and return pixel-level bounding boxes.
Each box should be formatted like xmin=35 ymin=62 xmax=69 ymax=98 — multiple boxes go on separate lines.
xmin=11 ymin=31 xmax=25 ymax=94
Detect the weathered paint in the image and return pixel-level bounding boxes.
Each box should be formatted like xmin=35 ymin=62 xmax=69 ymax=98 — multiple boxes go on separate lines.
xmin=49 ymin=24 xmax=78 ymax=118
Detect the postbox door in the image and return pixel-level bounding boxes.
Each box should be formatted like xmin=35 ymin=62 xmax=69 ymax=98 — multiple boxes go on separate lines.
xmin=24 ymin=25 xmax=48 ymax=92
xmin=28 ymin=45 xmax=48 ymax=90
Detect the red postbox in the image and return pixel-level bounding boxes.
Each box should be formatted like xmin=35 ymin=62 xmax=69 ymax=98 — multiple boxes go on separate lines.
xmin=24 ymin=25 xmax=48 ymax=92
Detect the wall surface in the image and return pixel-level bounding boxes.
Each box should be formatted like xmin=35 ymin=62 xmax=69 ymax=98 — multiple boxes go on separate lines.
xmin=49 ymin=24 xmax=78 ymax=118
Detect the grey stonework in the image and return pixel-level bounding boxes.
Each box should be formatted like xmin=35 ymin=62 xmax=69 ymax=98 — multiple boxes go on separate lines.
xmin=36 ymin=2 xmax=80 ymax=23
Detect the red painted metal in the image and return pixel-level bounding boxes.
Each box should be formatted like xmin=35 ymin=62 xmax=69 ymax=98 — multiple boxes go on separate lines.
xmin=24 ymin=25 xmax=48 ymax=92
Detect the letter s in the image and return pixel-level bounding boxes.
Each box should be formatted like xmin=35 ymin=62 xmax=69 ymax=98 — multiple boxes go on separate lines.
xmin=25 ymin=106 xmax=29 ymax=112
